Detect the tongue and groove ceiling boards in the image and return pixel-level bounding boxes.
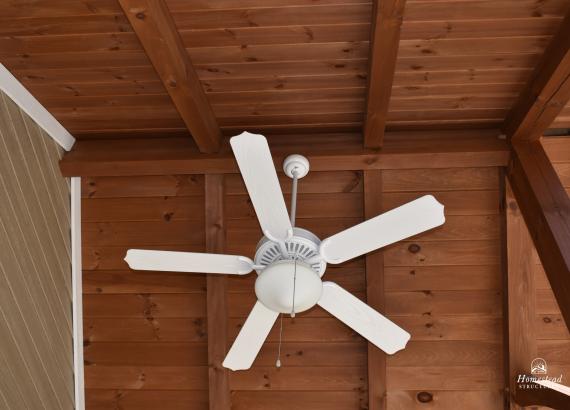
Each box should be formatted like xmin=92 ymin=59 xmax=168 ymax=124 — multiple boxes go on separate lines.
xmin=1 ymin=0 xmax=570 ymax=142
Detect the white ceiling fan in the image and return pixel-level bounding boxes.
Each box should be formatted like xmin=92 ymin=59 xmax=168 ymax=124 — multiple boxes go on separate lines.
xmin=125 ymin=131 xmax=445 ymax=371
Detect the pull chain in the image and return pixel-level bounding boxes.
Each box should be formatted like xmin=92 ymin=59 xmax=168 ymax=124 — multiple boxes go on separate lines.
xmin=275 ymin=313 xmax=283 ymax=368
xmin=291 ymin=258 xmax=297 ymax=318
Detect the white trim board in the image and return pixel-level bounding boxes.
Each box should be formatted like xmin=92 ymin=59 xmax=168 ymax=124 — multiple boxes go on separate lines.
xmin=71 ymin=177 xmax=85 ymax=410
xmin=0 ymin=64 xmax=75 ymax=151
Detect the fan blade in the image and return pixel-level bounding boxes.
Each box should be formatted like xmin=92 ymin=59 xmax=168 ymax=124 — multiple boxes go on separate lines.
xmin=223 ymin=301 xmax=279 ymax=371
xmin=318 ymin=282 xmax=410 ymax=354
xmin=125 ymin=249 xmax=254 ymax=274
xmin=230 ymin=131 xmax=292 ymax=242
xmin=320 ymin=195 xmax=444 ymax=264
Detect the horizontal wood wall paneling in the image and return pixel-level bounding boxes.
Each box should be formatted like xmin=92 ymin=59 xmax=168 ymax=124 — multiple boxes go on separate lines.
xmin=229 ymin=366 xmax=366 ymax=391
xmin=231 ymin=391 xmax=364 ymax=410
xmin=85 ymin=390 xmax=208 ymax=410
xmin=386 ymin=366 xmax=503 ymax=390
xmin=82 ymin=197 xmax=205 ymax=222
xmin=84 ymin=317 xmax=207 ymax=343
xmin=386 ymin=390 xmax=503 ymax=409
xmin=383 ymin=163 xmax=503 ymax=406
xmin=83 ymin=270 xmax=205 ymax=294
xmin=384 ymin=265 xmax=502 ymax=291
xmin=82 ymin=173 xmax=208 ymax=407
xmin=543 ymin=137 xmax=570 ymax=163
xmin=85 ymin=365 xmax=209 ymax=390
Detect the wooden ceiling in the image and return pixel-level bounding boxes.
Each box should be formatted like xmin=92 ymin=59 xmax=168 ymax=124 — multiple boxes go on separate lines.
xmin=1 ymin=0 xmax=570 ymax=142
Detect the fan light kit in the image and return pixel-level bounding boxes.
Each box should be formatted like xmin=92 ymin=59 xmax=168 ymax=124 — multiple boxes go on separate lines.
xmin=125 ymin=131 xmax=446 ymax=371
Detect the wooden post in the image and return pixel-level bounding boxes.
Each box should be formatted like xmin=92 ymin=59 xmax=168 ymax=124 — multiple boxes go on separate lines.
xmin=205 ymin=174 xmax=230 ymax=409
xmin=504 ymin=177 xmax=536 ymax=409
xmin=507 ymin=141 xmax=570 ymax=330
xmin=364 ymin=170 xmax=386 ymax=409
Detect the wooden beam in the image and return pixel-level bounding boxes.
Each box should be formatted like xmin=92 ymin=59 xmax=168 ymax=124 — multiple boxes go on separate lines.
xmin=205 ymin=174 xmax=230 ymax=409
xmin=502 ymin=12 xmax=570 ymax=142
xmin=118 ymin=0 xmax=220 ymax=153
xmin=363 ymin=0 xmax=406 ymax=148
xmin=507 ymin=141 xmax=570 ymax=331
xmin=364 ymin=170 xmax=386 ymax=410
xmin=60 ymin=130 xmax=510 ymax=177
xmin=503 ymin=178 xmax=537 ymax=409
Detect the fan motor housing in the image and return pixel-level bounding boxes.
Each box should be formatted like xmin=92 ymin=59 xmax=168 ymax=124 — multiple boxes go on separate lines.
xmin=254 ymin=227 xmax=326 ymax=275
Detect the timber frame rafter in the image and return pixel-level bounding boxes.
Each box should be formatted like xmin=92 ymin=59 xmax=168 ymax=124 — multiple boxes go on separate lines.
xmin=118 ymin=0 xmax=221 ymax=153
xmin=363 ymin=0 xmax=407 ymax=149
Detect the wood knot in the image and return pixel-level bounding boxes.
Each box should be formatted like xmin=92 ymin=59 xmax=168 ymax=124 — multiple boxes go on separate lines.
xmin=408 ymin=244 xmax=421 ymax=253
xmin=543 ymin=316 xmax=552 ymax=323
xmin=135 ymin=12 xmax=145 ymax=20
xmin=417 ymin=391 xmax=433 ymax=403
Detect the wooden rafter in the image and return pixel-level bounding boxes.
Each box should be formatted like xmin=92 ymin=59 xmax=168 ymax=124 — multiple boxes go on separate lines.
xmin=503 ymin=12 xmax=570 ymax=142
xmin=363 ymin=0 xmax=407 ymax=148
xmin=364 ymin=170 xmax=386 ymax=410
xmin=507 ymin=141 xmax=570 ymax=330
xmin=205 ymin=174 xmax=231 ymax=409
xmin=118 ymin=0 xmax=221 ymax=153
xmin=60 ymin=130 xmax=509 ymax=177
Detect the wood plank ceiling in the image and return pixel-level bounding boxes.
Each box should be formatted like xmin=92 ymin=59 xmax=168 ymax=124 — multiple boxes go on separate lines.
xmin=1 ymin=0 xmax=570 ymax=140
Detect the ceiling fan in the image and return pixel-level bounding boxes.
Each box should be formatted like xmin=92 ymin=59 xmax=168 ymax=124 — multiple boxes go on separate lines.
xmin=125 ymin=131 xmax=445 ymax=371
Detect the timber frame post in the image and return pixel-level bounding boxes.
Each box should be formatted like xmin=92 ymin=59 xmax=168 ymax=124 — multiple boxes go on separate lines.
xmin=205 ymin=174 xmax=231 ymax=409
xmin=505 ymin=140 xmax=570 ymax=409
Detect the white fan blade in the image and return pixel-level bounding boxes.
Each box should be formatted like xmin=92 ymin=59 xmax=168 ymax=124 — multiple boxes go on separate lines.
xmin=223 ymin=301 xmax=279 ymax=371
xmin=320 ymin=195 xmax=445 ymax=264
xmin=318 ymin=282 xmax=410 ymax=354
xmin=230 ymin=131 xmax=292 ymax=242
xmin=125 ymin=249 xmax=253 ymax=274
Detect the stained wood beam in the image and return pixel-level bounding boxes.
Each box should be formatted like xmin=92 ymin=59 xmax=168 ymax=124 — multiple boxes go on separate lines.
xmin=60 ymin=130 xmax=509 ymax=177
xmin=507 ymin=141 xmax=570 ymax=331
xmin=118 ymin=0 xmax=220 ymax=152
xmin=503 ymin=178 xmax=537 ymax=408
xmin=364 ymin=170 xmax=386 ymax=410
xmin=205 ymin=174 xmax=230 ymax=409
xmin=363 ymin=0 xmax=407 ymax=148
xmin=503 ymin=12 xmax=570 ymax=142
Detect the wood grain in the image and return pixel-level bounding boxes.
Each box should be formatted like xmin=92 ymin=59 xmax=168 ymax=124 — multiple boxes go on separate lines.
xmin=505 ymin=179 xmax=537 ymax=407
xmin=204 ymin=174 xmax=230 ymax=410
xmin=503 ymin=11 xmax=570 ymax=141
xmin=364 ymin=0 xmax=406 ymax=148
xmin=118 ymin=0 xmax=221 ymax=152
xmin=59 ymin=131 xmax=509 ymax=177
xmin=364 ymin=170 xmax=386 ymax=409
